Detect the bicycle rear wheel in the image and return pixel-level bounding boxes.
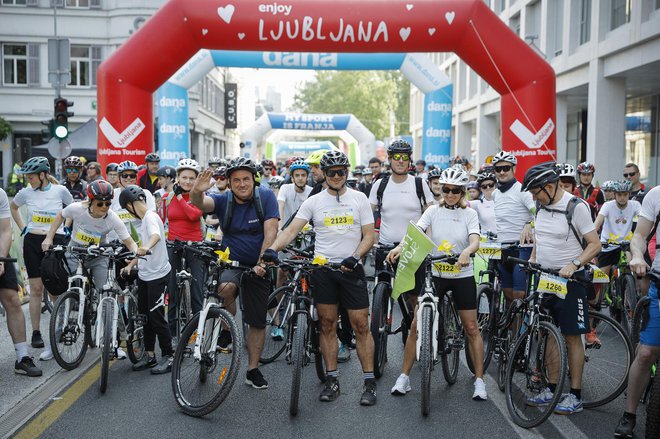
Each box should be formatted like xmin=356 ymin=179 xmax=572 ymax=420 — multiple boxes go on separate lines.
xmin=311 ymin=320 xmax=326 ymax=383
xmin=371 ymin=282 xmax=391 ymax=378
xmin=496 ymin=330 xmax=511 ymax=392
xmin=621 ymin=274 xmax=638 ymax=336
xmin=171 ymin=307 xmax=242 ymax=417
xmin=505 ymin=320 xmax=567 ymax=429
xmin=261 ymin=287 xmax=292 ymax=364
xmin=125 ymin=293 xmax=145 ymax=364
xmin=440 ymin=295 xmax=460 ymax=385
xmin=467 ymin=284 xmax=496 ymax=374
xmin=631 ymin=296 xmax=651 ymax=347
xmin=419 ymin=306 xmax=434 ymax=416
xmin=647 ymin=373 xmax=660 ymax=439
xmin=50 ymin=291 xmax=88 ymax=371
xmin=290 ymin=312 xmax=307 ymax=416
xmin=99 ymin=301 xmax=113 ymax=394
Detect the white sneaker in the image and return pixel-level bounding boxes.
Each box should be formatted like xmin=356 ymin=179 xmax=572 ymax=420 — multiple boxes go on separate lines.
xmin=472 ymin=378 xmax=487 ymax=401
xmin=39 ymin=347 xmax=53 ymax=361
xmin=116 ymin=347 xmax=127 ymax=360
xmin=391 ymin=374 xmax=411 ymax=395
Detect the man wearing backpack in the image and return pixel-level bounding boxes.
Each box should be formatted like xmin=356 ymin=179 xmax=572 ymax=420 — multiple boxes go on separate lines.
xmin=576 ymin=162 xmax=605 ymax=221
xmin=191 ymin=157 xmax=279 ymax=390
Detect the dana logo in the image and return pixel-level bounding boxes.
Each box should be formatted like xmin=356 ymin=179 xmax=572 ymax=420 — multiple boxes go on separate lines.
xmin=262 ymin=52 xmax=338 ymax=68
xmin=160 ymin=123 xmax=186 ymax=138
xmin=424 ymin=153 xmax=450 ymax=164
xmin=160 ymin=151 xmax=187 ymax=160
xmin=159 ymin=96 xmax=186 ymax=111
xmin=425 ymin=127 xmax=451 ymax=141
xmin=427 ymin=101 xmax=452 ymax=115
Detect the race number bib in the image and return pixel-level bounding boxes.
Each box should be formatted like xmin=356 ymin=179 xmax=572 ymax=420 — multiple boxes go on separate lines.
xmin=205 ymin=226 xmax=217 ymax=242
xmin=74 ymin=227 xmax=102 ymax=246
xmin=31 ymin=210 xmax=57 ymax=225
xmin=537 ymin=273 xmax=568 ymax=299
xmin=477 ymin=241 xmax=501 ymax=260
xmin=322 ymin=208 xmax=355 ymax=230
xmin=117 ymin=210 xmax=134 ymax=222
xmin=590 ymin=265 xmax=610 ymax=284
xmin=433 ymin=262 xmax=460 ymax=277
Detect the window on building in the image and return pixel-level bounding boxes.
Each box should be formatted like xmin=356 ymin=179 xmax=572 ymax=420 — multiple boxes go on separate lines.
xmin=2 ymin=0 xmax=27 ymax=5
xmin=2 ymin=43 xmax=27 ymax=85
xmin=610 ymin=0 xmax=631 ymax=30
xmin=66 ymin=0 xmax=89 ymax=7
xmin=69 ymin=45 xmax=91 ymax=87
xmin=548 ymin=0 xmax=564 ymax=56
xmin=626 ymin=96 xmax=657 ymax=182
xmin=579 ymin=0 xmax=591 ymax=45
xmin=510 ymin=13 xmax=521 ymax=36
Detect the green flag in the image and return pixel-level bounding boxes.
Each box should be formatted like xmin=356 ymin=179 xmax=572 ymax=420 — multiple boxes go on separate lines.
xmin=391 ymin=222 xmax=436 ymax=300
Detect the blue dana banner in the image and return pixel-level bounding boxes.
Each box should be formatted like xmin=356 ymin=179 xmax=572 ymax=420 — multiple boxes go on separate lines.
xmin=211 ymin=51 xmax=406 ymax=70
xmin=422 ymin=85 xmax=453 ymax=169
xmin=156 ymin=82 xmax=190 ymax=167
xmin=268 ymin=113 xmax=351 ymax=131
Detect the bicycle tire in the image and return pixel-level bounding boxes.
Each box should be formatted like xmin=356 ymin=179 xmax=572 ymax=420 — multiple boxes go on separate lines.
xmin=178 ymin=280 xmax=192 ymax=336
xmin=290 ymin=312 xmax=307 ymax=417
xmin=646 ymin=372 xmax=660 ymax=439
xmin=440 ymin=295 xmax=460 ymax=385
xmin=43 ymin=290 xmax=54 ymax=314
xmin=50 ymin=291 xmax=88 ymax=371
xmin=86 ymin=288 xmax=98 ymax=349
xmin=496 ymin=330 xmax=511 ymax=392
xmin=505 ymin=320 xmax=567 ymax=429
xmin=99 ymin=301 xmax=113 ymax=394
xmin=260 ymin=287 xmax=292 ymax=364
xmin=312 ymin=320 xmax=326 ymax=383
xmin=126 ymin=293 xmax=145 ymax=364
xmin=420 ymin=306 xmax=433 ymax=416
xmin=632 ymin=296 xmax=651 ymax=348
xmin=371 ymin=282 xmax=390 ymax=378
xmin=581 ymin=311 xmax=633 ymax=408
xmin=171 ymin=307 xmax=242 ymax=417
xmin=621 ymin=274 xmax=638 ymax=336
xmin=466 ymin=284 xmax=496 ymax=374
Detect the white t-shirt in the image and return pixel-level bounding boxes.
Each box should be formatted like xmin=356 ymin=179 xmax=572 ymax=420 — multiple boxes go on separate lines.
xmin=62 ymin=202 xmax=130 ymax=246
xmin=469 ymin=198 xmax=497 ymax=235
xmin=137 ymin=210 xmax=171 ymax=281
xmin=639 ymin=186 xmax=660 ymax=271
xmin=368 ymin=175 xmax=434 ymax=245
xmin=109 ymin=187 xmax=156 ymax=241
xmin=296 ymin=189 xmax=373 ymax=263
xmin=0 ymin=189 xmax=10 ymax=219
xmin=598 ymin=199 xmax=641 ymax=244
xmin=277 ymin=183 xmax=312 ymax=225
xmin=535 ymin=192 xmax=595 ymax=270
xmin=493 ymin=181 xmax=535 ymax=242
xmin=13 ymin=184 xmax=73 ymax=234
xmin=417 ymin=205 xmax=480 ymax=278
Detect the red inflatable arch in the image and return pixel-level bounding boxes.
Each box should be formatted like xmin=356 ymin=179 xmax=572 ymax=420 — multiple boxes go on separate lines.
xmin=97 ymin=0 xmax=556 ymax=176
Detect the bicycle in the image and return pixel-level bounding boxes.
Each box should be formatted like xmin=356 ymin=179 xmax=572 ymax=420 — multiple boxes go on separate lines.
xmin=171 ymin=247 xmax=243 ymax=417
xmin=166 ymin=240 xmax=196 ymax=338
xmin=602 ymin=241 xmax=639 ymax=336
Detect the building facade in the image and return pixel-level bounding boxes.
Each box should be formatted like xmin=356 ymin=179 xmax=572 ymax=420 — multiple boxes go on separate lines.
xmin=410 ymin=0 xmax=660 ymax=184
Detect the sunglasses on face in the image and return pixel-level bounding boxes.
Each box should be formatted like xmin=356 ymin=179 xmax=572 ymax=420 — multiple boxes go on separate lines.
xmin=494 ymin=165 xmax=512 ymax=173
xmin=442 ymin=186 xmax=463 ymax=195
xmin=121 ymin=173 xmax=137 ymax=179
xmin=623 ymin=172 xmax=637 ymax=178
xmin=480 ymin=182 xmax=495 ymax=189
xmin=264 ymin=168 xmax=273 ymax=171
xmin=216 ymin=176 xmax=227 ymax=181
xmin=95 ymin=201 xmax=112 ymax=207
xmin=325 ymin=169 xmax=347 ymax=178
xmin=390 ymin=153 xmax=410 ymax=162
xmin=65 ymin=168 xmax=79 ymax=173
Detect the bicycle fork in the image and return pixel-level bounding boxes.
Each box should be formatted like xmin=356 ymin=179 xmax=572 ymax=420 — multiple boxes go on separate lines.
xmin=416 ymin=279 xmax=440 ymax=361
xmin=193 ymin=302 xmax=223 ymax=361
xmin=96 ymin=297 xmax=119 ymax=350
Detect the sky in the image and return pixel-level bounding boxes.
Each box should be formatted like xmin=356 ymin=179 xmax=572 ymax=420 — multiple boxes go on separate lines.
xmin=250 ymin=68 xmax=316 ymax=110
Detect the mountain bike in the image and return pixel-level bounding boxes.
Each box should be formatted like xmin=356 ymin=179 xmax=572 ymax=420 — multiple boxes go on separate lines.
xmin=603 ymin=242 xmax=639 ymax=335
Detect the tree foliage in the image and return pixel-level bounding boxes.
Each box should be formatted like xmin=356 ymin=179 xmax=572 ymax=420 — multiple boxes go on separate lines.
xmin=293 ymin=71 xmax=410 ymax=139
xmin=0 ymin=116 xmax=12 ymax=140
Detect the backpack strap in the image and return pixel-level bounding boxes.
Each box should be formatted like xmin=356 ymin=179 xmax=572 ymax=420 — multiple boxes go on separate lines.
xmin=253 ymin=186 xmax=265 ymax=224
xmin=537 ymin=196 xmax=587 ymax=250
xmin=649 ymin=211 xmax=660 ymax=247
xmin=414 ymin=176 xmax=427 ymax=212
xmin=375 ymin=175 xmax=390 ymax=213
xmin=221 ymin=191 xmax=235 ymax=233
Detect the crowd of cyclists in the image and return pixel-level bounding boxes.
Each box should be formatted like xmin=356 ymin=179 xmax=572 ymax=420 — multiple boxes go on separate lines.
xmin=0 ymin=141 xmax=659 ymax=437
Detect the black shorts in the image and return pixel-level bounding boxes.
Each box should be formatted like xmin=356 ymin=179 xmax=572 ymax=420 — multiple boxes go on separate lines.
xmin=23 ymin=233 xmax=69 ymax=279
xmin=0 ymin=261 xmax=19 ymax=290
xmin=219 ymin=268 xmax=270 ymax=329
xmin=310 ymin=265 xmax=369 ymax=310
xmin=432 ymin=276 xmax=477 ymax=310
xmin=542 ymin=280 xmax=589 ymax=336
xmin=597 ymin=248 xmax=620 ymax=268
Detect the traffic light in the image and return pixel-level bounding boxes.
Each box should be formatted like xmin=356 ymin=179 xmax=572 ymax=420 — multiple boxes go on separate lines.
xmin=41 ymin=119 xmax=54 ymax=142
xmin=53 ymin=97 xmax=73 ymax=140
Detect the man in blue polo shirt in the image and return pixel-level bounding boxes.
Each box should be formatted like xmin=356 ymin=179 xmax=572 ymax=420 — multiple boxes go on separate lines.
xmin=191 ymin=157 xmax=279 ymax=390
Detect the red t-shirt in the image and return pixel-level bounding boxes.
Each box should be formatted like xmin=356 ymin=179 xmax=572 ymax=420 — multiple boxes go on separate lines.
xmin=161 ymin=192 xmax=203 ymax=241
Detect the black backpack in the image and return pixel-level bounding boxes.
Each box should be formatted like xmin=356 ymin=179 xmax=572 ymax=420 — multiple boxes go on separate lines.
xmin=375 ymin=175 xmax=428 ymax=214
xmin=536 ymin=196 xmax=588 ymax=249
xmin=40 ymin=251 xmax=72 ymax=296
xmin=221 ymin=187 xmax=265 ymax=233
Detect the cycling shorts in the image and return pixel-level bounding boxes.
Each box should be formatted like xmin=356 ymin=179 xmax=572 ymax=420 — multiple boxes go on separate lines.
xmin=0 ymin=261 xmax=19 ymax=290
xmin=542 ymin=279 xmax=589 ymax=336
xmin=220 ymin=268 xmax=270 ymax=329
xmin=432 ymin=276 xmax=477 ymax=310
xmin=640 ymin=281 xmax=660 ymax=347
xmin=310 ymin=265 xmax=369 ymax=310
xmin=497 ymin=246 xmax=532 ymax=291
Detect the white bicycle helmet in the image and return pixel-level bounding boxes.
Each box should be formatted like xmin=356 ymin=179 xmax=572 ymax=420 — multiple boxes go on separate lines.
xmin=439 ymin=167 xmax=469 ymax=186
xmin=176 ymin=158 xmax=201 ymax=174
xmin=492 ymin=151 xmax=518 ymax=166
xmin=556 ymin=163 xmax=576 ymax=179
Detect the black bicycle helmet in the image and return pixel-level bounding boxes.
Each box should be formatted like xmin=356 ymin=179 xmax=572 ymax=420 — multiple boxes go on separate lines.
xmin=87 ymin=180 xmax=114 ymax=201
xmin=63 ymin=156 xmax=84 ymax=169
xmin=19 ymin=157 xmax=50 ymax=174
xmin=387 ymin=138 xmax=412 ymax=155
xmin=144 ymin=153 xmax=160 ymax=163
xmin=119 ymin=185 xmax=146 ymax=209
xmin=521 ymin=162 xmax=560 ymax=192
xmin=157 ymin=166 xmax=176 ymax=178
xmin=226 ymin=157 xmax=257 ymax=178
xmin=106 ymin=163 xmax=119 ymax=174
xmin=477 ymin=172 xmax=497 ymax=184
xmin=320 ymin=150 xmax=350 ymax=170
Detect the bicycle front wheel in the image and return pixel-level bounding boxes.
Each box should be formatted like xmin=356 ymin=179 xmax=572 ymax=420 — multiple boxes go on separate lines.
xmin=290 ymin=312 xmax=307 ymax=416
xmin=171 ymin=307 xmax=242 ymax=417
xmin=505 ymin=320 xmax=567 ymax=429
xmin=312 ymin=320 xmax=326 ymax=383
xmin=621 ymin=274 xmax=638 ymax=336
xmin=631 ymin=296 xmax=651 ymax=347
xmin=260 ymin=287 xmax=292 ymax=364
xmin=178 ymin=280 xmax=193 ymax=336
xmin=419 ymin=306 xmax=434 ymax=416
xmin=581 ymin=311 xmax=634 ymax=408
xmin=125 ymin=293 xmax=145 ymax=364
xmin=440 ymin=295 xmax=460 ymax=385
xmin=371 ymin=282 xmax=391 ymax=378
xmin=50 ymin=291 xmax=88 ymax=370
xmin=99 ymin=301 xmax=113 ymax=394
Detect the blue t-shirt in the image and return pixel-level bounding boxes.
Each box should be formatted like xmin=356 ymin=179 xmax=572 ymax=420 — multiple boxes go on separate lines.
xmin=210 ymin=187 xmax=280 ymax=266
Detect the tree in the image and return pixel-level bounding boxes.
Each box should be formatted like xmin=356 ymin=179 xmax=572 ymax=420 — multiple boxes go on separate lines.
xmin=293 ymin=71 xmax=410 ymax=139
xmin=0 ymin=116 xmax=12 ymax=140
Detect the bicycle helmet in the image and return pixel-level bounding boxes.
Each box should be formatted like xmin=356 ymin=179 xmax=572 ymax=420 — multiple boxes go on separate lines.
xmin=601 ymin=180 xmax=615 ymax=192
xmin=226 ymin=157 xmax=258 ymax=178
xmin=176 ymin=158 xmax=200 ymax=174
xmin=117 ymin=160 xmax=138 ymax=173
xmin=119 ymin=185 xmax=146 ymax=209
xmin=438 ymin=167 xmax=469 ymax=186
xmin=213 ymin=166 xmax=227 ymax=179
xmin=87 ymin=180 xmax=114 ymax=201
xmin=208 ymin=156 xmax=222 ymax=166
xmin=478 ymin=164 xmax=494 ymax=174
xmin=145 ymin=152 xmax=160 ymax=163
xmin=467 ymin=181 xmax=480 ymax=191
xmin=261 ymin=159 xmax=275 ymax=168
xmin=576 ymin=162 xmax=595 ymax=175
xmin=492 ymin=151 xmax=518 ymax=166
xmin=352 ymin=168 xmax=363 ymax=176
xmin=320 ymin=150 xmax=350 ymax=170
xmin=612 ymin=179 xmax=633 ymax=193
xmin=387 ymin=138 xmax=413 ymax=155
xmin=106 ymin=163 xmax=119 ymax=174
xmin=306 ymin=150 xmax=331 ymax=166
xmin=362 ymin=168 xmax=372 ymax=176
xmin=18 ymin=157 xmax=50 ymax=174
xmin=268 ymin=175 xmax=284 ymax=189
xmin=157 ymin=166 xmax=176 ymax=179
xmin=556 ymin=163 xmax=576 ymax=179
xmin=477 ymin=172 xmax=496 ymax=184
xmin=521 ymin=162 xmax=559 ymax=192
xmin=63 ymin=156 xmax=84 ymax=169
xmin=289 ymin=159 xmax=310 ymax=174
xmin=427 ymin=168 xmax=443 ymax=180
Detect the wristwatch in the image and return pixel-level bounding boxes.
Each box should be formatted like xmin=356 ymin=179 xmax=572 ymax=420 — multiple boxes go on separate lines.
xmin=571 ymin=258 xmax=582 ymax=268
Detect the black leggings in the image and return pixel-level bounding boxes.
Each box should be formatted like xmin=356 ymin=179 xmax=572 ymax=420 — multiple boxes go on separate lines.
xmin=138 ymin=273 xmax=173 ymax=357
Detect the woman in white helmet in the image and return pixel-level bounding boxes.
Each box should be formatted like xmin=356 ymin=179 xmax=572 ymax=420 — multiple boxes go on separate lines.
xmin=386 ymin=166 xmax=486 ymax=401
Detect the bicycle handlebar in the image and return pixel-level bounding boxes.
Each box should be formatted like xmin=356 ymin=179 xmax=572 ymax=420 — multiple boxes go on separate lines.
xmin=507 ymin=256 xmax=592 ymax=284
xmin=0 ymin=257 xmax=17 ymax=263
